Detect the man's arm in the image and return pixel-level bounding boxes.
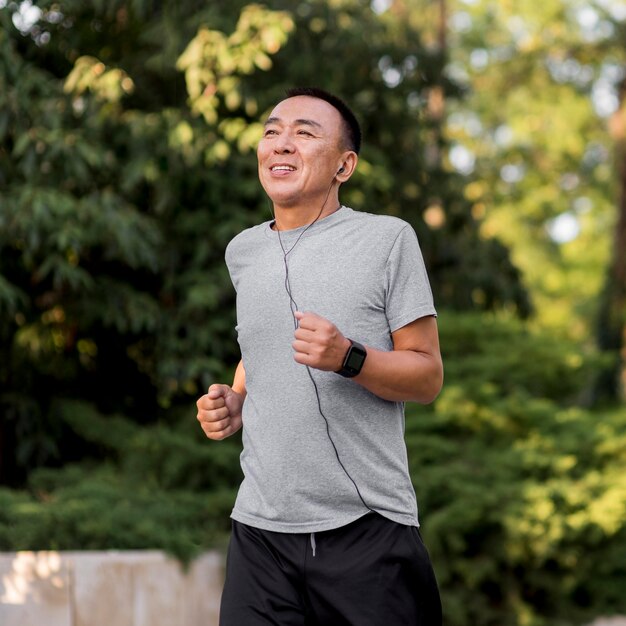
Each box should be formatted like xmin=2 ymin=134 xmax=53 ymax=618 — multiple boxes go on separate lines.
xmin=352 ymin=316 xmax=442 ymax=403
xmin=231 ymin=359 xmax=247 ymax=397
xmin=196 ymin=360 xmax=246 ymax=440
xmin=292 ymin=312 xmax=443 ymax=404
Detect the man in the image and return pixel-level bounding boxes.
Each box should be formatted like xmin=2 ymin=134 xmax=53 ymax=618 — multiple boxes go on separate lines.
xmin=196 ymin=87 xmax=443 ymax=625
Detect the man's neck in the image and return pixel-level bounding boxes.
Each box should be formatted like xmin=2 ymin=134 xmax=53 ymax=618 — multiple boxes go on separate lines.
xmin=272 ymin=202 xmax=341 ymax=231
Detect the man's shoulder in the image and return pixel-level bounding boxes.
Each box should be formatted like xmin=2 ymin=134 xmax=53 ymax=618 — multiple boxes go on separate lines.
xmin=226 ymin=221 xmax=270 ymax=253
xmin=343 ymin=208 xmax=413 ymax=238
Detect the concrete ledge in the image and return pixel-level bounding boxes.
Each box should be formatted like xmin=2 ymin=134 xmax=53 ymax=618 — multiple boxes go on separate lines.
xmin=3 ymin=550 xmax=623 ymax=625
xmin=0 ymin=550 xmax=223 ymax=626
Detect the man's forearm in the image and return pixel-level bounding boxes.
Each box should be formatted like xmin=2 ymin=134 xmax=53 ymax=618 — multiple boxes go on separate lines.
xmin=352 ymin=347 xmax=443 ymax=404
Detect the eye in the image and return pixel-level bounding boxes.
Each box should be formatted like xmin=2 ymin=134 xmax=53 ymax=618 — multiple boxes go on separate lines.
xmin=297 ymin=130 xmax=313 ymax=137
xmin=263 ymin=128 xmax=278 ymax=137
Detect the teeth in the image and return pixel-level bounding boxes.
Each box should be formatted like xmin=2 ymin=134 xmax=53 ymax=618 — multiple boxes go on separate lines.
xmin=271 ymin=165 xmax=295 ymax=171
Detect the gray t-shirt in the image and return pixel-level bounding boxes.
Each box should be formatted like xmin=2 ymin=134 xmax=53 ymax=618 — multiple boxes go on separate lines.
xmin=224 ymin=206 xmax=436 ymax=533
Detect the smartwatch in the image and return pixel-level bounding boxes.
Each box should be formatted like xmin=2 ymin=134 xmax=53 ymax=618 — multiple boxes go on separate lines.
xmin=336 ymin=339 xmax=367 ymax=378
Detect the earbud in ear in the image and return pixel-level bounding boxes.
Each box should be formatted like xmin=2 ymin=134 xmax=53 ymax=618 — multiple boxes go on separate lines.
xmin=337 ymin=166 xmax=345 ymax=174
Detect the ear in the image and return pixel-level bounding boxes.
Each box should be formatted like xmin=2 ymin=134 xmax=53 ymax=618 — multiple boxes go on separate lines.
xmin=335 ymin=151 xmax=358 ymax=183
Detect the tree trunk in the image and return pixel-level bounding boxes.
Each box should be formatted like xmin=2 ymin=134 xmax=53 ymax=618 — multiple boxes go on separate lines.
xmin=594 ymin=79 xmax=626 ymax=403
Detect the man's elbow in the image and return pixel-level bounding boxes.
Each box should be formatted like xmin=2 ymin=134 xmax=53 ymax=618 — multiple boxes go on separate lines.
xmin=414 ymin=360 xmax=444 ymax=404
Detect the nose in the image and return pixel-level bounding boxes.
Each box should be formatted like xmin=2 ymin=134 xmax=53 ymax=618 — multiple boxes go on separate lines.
xmin=273 ymin=131 xmax=295 ymax=154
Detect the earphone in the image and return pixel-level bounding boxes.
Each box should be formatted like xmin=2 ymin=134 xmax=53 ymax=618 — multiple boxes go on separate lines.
xmin=337 ymin=166 xmax=345 ymax=174
xmin=271 ymin=174 xmax=375 ymax=515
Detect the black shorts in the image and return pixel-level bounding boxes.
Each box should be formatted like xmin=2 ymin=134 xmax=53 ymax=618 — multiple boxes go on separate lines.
xmin=219 ymin=513 xmax=442 ymax=626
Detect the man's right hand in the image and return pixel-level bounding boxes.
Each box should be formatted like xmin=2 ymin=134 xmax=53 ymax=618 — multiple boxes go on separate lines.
xmin=196 ymin=384 xmax=244 ymax=440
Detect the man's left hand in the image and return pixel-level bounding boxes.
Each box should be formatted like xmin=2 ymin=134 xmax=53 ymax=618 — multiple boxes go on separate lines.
xmin=292 ymin=311 xmax=351 ymax=372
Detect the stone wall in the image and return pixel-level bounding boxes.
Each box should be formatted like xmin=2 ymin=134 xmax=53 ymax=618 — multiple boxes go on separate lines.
xmin=0 ymin=550 xmax=223 ymax=626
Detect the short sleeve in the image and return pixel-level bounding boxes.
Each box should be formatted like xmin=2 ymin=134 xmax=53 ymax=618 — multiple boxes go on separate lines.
xmin=385 ymin=225 xmax=437 ymax=332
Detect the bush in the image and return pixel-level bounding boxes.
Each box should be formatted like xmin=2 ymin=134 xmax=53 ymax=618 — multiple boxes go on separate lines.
xmin=1 ymin=310 xmax=625 ymax=626
xmin=0 ymin=399 xmax=241 ymax=562
xmin=407 ymin=311 xmax=626 ymax=625
xmin=0 ymin=469 xmax=235 ymax=563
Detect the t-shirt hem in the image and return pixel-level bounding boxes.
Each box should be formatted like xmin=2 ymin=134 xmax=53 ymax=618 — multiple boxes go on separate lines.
xmin=230 ymin=509 xmax=419 ymax=533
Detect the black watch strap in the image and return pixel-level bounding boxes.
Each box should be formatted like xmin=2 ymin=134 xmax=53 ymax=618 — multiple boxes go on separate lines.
xmin=335 ymin=339 xmax=367 ymax=378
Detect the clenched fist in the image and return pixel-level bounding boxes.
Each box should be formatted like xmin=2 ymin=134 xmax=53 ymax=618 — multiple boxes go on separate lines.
xmin=196 ymin=384 xmax=244 ymax=440
xmin=292 ymin=311 xmax=351 ymax=371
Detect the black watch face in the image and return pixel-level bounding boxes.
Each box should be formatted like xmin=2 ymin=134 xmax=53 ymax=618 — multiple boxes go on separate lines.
xmin=346 ymin=348 xmax=366 ymax=372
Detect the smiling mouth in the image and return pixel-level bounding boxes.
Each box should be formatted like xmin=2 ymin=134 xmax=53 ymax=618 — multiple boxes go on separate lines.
xmin=270 ymin=165 xmax=296 ymax=172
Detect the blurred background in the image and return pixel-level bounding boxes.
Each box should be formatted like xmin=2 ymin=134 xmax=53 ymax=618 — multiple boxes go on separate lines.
xmin=0 ymin=0 xmax=625 ymax=624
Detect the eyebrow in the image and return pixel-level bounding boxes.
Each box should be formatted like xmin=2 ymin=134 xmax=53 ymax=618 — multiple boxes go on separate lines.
xmin=264 ymin=117 xmax=323 ymax=130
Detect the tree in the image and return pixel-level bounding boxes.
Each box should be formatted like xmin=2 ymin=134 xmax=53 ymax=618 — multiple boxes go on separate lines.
xmin=0 ymin=0 xmax=528 ymax=484
xmin=595 ymin=57 xmax=626 ymax=402
xmin=445 ymin=0 xmax=621 ymax=345
xmin=0 ymin=1 xmax=295 ymax=483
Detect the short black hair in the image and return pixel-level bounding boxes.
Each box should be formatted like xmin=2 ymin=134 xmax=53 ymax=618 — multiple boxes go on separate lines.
xmin=284 ymin=87 xmax=362 ymax=154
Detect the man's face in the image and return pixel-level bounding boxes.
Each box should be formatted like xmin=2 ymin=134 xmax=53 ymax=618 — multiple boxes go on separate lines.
xmin=257 ymin=96 xmax=346 ymax=210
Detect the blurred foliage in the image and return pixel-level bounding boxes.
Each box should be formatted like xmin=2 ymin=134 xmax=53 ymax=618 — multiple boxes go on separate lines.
xmin=1 ymin=1 xmax=625 ymax=625
xmin=0 ymin=0 xmax=529 ymax=485
xmin=410 ymin=313 xmax=626 ymax=626
xmin=445 ymin=0 xmax=622 ymax=339
xmin=445 ymin=0 xmax=626 ymax=398
xmin=411 ymin=395 xmax=626 ymax=626
xmin=0 ymin=399 xmax=241 ymax=563
xmin=1 ymin=311 xmax=625 ymax=624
